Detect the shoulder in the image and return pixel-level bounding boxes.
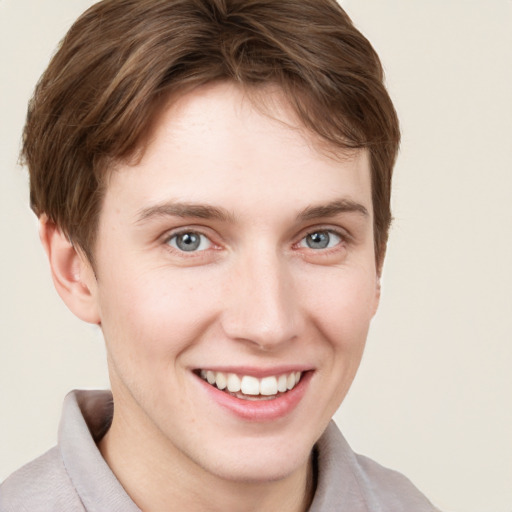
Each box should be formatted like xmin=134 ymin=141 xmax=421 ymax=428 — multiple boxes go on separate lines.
xmin=312 ymin=422 xmax=441 ymax=512
xmin=352 ymin=452 xmax=441 ymax=512
xmin=0 ymin=447 xmax=85 ymax=512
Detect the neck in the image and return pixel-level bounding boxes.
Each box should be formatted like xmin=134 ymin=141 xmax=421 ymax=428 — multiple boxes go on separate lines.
xmin=98 ymin=394 xmax=315 ymax=512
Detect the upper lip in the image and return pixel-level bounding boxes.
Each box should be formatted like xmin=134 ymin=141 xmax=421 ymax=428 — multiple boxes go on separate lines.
xmin=193 ymin=366 xmax=313 ymax=378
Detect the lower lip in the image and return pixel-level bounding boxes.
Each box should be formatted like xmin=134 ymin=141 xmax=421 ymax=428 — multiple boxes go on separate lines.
xmin=195 ymin=372 xmax=312 ymax=421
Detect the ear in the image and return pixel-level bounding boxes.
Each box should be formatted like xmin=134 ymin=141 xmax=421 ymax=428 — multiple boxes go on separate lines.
xmin=39 ymin=217 xmax=101 ymax=325
xmin=371 ymin=243 xmax=385 ymax=318
xmin=372 ymin=276 xmax=381 ymax=318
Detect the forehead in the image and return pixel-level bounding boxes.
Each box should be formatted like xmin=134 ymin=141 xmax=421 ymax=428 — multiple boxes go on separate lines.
xmin=104 ymin=82 xmax=372 ymax=220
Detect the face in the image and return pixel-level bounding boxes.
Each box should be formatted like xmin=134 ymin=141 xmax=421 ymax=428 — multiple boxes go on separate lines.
xmin=88 ymin=82 xmax=380 ymax=484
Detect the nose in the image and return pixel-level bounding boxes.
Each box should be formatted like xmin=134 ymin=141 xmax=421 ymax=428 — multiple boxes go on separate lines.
xmin=220 ymin=248 xmax=303 ymax=351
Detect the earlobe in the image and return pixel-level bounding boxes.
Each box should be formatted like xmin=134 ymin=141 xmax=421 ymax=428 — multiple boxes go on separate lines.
xmin=39 ymin=217 xmax=101 ymax=325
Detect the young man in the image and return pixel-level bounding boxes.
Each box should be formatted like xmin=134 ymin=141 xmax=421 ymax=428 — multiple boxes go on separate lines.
xmin=1 ymin=1 xmax=439 ymax=510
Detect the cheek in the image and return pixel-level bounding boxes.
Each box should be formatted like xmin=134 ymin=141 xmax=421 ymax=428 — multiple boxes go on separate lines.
xmin=304 ymin=265 xmax=378 ymax=347
xmin=311 ymin=268 xmax=377 ymax=402
xmin=97 ymin=266 xmax=221 ymax=366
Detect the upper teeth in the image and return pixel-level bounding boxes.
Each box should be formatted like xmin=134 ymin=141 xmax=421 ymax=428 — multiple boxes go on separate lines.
xmin=199 ymin=370 xmax=302 ymax=396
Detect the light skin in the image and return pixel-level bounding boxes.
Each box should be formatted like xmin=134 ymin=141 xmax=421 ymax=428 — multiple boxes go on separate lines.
xmin=41 ymin=82 xmax=381 ymax=512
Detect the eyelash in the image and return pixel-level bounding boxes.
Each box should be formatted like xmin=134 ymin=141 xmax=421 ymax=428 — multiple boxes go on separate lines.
xmin=162 ymin=226 xmax=348 ymax=256
xmin=166 ymin=231 xmax=212 ymax=252
xmin=296 ymin=229 xmax=345 ymax=251
xmin=163 ymin=229 xmax=218 ymax=259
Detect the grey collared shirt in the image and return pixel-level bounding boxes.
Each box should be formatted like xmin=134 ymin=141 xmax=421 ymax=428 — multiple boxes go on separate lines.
xmin=0 ymin=390 xmax=440 ymax=511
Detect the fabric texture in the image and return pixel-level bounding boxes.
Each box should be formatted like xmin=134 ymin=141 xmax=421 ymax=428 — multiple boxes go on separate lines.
xmin=0 ymin=390 xmax=440 ymax=511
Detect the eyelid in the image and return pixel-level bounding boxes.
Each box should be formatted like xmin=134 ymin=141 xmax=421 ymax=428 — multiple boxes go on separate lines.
xmin=296 ymin=225 xmax=351 ymax=244
xmin=161 ymin=226 xmax=221 ymax=255
xmin=167 ymin=231 xmax=212 ymax=252
xmin=159 ymin=223 xmax=351 ymax=257
xmin=162 ymin=225 xmax=214 ymax=241
xmin=298 ymin=230 xmax=342 ymax=249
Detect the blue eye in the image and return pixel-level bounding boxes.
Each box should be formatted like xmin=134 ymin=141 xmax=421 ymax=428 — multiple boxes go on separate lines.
xmin=300 ymin=230 xmax=342 ymax=250
xmin=168 ymin=232 xmax=211 ymax=252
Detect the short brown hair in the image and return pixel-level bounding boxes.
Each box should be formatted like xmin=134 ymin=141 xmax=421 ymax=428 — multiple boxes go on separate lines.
xmin=22 ymin=0 xmax=400 ymax=266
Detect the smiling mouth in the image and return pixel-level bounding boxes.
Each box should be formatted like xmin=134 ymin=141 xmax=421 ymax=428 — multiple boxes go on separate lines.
xmin=196 ymin=370 xmax=303 ymax=401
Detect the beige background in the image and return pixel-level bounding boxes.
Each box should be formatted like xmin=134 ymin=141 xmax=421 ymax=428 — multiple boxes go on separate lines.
xmin=1 ymin=1 xmax=511 ymax=511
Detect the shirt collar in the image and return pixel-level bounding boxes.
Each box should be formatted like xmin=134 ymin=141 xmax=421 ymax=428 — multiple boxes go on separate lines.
xmin=309 ymin=420 xmax=370 ymax=511
xmin=59 ymin=390 xmax=141 ymax=512
xmin=59 ymin=390 xmax=368 ymax=511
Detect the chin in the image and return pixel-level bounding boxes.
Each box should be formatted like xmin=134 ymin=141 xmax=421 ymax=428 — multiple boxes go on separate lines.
xmin=194 ymin=435 xmax=313 ymax=484
xmin=211 ymin=458 xmax=307 ymax=484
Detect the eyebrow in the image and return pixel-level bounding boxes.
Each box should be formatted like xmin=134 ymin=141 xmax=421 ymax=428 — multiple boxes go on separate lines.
xmin=297 ymin=199 xmax=369 ymax=221
xmin=135 ymin=202 xmax=235 ymax=224
xmin=135 ymin=198 xmax=368 ymax=225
